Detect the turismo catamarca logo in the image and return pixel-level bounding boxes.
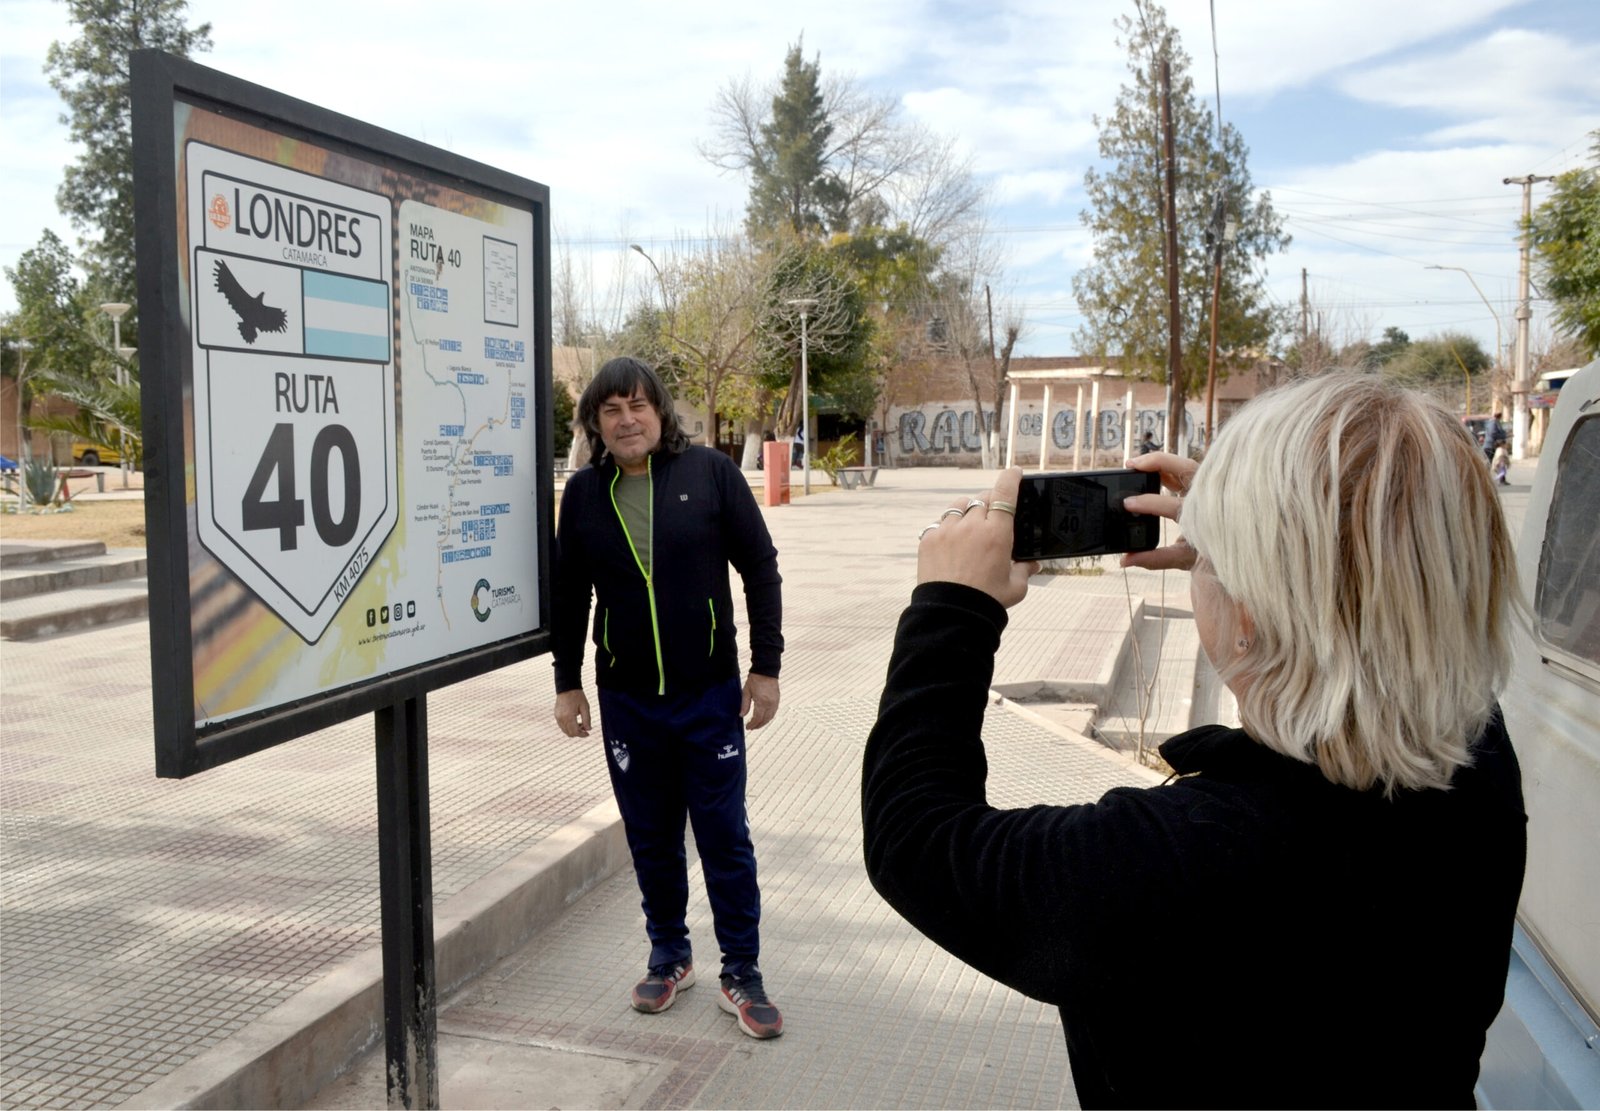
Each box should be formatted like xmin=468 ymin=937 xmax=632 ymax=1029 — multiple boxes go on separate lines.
xmin=471 ymin=578 xmax=493 ymax=622
xmin=470 ymin=578 xmax=522 ymax=622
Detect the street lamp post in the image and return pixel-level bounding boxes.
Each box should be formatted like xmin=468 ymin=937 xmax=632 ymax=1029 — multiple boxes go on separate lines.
xmin=7 ymin=337 xmax=32 ymax=511
xmin=99 ymin=302 xmax=132 ymax=489
xmin=629 ymin=244 xmax=672 ymax=337
xmin=786 ymin=299 xmax=818 ymax=495
xmin=1424 ymin=266 xmax=1502 ymax=424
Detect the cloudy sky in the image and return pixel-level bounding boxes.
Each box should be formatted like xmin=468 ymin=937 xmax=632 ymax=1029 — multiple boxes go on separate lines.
xmin=2 ymin=0 xmax=1597 ymax=360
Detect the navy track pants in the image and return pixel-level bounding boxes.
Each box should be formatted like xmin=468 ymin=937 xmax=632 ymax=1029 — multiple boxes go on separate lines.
xmin=598 ymin=676 xmax=761 ymax=977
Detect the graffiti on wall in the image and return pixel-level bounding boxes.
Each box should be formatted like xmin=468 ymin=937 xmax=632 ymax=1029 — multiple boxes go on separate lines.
xmin=892 ymin=402 xmax=1196 ymax=458
xmin=896 ymin=408 xmax=1000 ymax=454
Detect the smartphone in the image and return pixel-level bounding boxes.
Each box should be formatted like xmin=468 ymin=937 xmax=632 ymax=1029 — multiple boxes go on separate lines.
xmin=1011 ymin=468 xmax=1162 ymax=561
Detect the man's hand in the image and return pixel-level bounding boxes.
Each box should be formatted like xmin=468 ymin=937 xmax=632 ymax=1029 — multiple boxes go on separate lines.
xmin=742 ymin=673 xmax=780 ymax=730
xmin=555 ymin=689 xmax=592 ymax=737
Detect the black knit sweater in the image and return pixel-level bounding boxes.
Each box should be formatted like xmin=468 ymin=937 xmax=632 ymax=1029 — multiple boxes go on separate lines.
xmin=862 ymin=582 xmax=1525 ymax=1109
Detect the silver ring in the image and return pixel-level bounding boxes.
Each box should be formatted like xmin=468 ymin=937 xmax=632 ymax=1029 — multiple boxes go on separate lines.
xmin=940 ymin=507 xmax=966 ymax=520
xmin=989 ymin=500 xmax=1016 ymax=516
xmin=963 ymin=498 xmax=987 ymax=514
xmin=919 ymin=523 xmax=940 ymax=540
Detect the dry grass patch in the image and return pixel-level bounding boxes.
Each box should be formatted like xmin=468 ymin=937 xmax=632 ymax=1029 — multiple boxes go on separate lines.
xmin=0 ymin=501 xmax=148 ymax=549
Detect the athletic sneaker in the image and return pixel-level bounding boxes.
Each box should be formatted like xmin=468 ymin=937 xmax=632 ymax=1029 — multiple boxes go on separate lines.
xmin=718 ymin=969 xmax=784 ymax=1039
xmin=631 ymin=961 xmax=694 ymax=1013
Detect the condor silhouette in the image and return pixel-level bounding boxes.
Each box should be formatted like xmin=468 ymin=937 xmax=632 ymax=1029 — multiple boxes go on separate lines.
xmin=213 ymin=258 xmax=288 ymax=344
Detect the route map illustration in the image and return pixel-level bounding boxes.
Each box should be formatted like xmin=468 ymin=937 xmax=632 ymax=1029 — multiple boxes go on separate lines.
xmin=399 ymin=201 xmax=538 ymax=636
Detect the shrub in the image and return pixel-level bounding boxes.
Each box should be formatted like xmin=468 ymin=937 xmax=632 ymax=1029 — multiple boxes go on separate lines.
xmin=815 ymin=432 xmax=861 ymax=484
xmin=23 ymin=458 xmax=60 ymax=506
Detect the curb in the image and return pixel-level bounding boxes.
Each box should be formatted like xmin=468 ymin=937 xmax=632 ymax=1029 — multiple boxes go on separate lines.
xmin=992 ymin=690 xmax=1166 ymax=787
xmin=119 ymin=801 xmax=628 ymax=1110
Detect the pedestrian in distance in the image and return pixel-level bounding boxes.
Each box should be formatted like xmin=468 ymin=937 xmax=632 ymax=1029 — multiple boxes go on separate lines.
xmin=553 ymin=357 xmax=786 ymax=1039
xmin=1492 ymin=442 xmax=1511 ymax=485
xmin=1484 ymin=410 xmax=1509 ymax=463
xmin=863 ymin=372 xmax=1524 ymax=1106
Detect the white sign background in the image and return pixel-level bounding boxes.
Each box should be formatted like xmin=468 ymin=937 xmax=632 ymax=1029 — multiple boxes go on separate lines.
xmin=188 ymin=143 xmax=397 ymax=646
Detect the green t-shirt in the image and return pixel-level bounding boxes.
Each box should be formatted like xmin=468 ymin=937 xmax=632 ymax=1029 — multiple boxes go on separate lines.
xmin=613 ymin=471 xmax=652 ymax=578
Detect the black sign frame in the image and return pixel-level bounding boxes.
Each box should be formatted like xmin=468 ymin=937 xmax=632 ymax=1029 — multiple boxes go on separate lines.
xmin=132 ymin=51 xmax=554 ymax=778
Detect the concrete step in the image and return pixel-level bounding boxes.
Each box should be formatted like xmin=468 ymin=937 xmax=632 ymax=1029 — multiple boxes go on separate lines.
xmin=0 ymin=539 xmax=108 ymax=568
xmin=1095 ymin=612 xmax=1201 ymax=753
xmin=991 ymin=584 xmax=1139 ymax=709
xmin=0 ymin=578 xmax=150 ymax=640
xmin=0 ymin=549 xmax=148 ymax=600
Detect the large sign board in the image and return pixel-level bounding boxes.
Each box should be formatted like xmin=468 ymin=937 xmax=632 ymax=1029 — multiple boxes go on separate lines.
xmin=132 ymin=53 xmax=553 ymax=776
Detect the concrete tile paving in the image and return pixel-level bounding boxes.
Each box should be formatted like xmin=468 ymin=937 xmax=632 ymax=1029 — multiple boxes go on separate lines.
xmin=3 ymin=466 xmax=1180 ymax=1109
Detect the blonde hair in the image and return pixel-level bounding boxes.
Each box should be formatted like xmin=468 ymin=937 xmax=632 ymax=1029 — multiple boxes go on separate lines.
xmin=1181 ymin=373 xmax=1517 ymax=794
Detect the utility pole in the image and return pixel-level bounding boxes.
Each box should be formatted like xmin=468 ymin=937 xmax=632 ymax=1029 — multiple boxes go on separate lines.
xmin=1203 ymin=194 xmax=1233 ymax=450
xmin=1160 ymin=53 xmax=1184 ymax=455
xmin=1503 ymin=174 xmax=1553 ymax=460
xmin=985 ymin=284 xmax=999 ymax=466
xmin=1300 ymin=268 xmax=1309 ymax=351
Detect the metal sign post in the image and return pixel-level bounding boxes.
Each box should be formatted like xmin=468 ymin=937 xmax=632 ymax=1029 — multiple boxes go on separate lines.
xmin=375 ymin=695 xmax=438 ymax=1108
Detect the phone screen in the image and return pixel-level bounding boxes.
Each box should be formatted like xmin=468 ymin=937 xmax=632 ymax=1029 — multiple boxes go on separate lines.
xmin=1011 ymin=469 xmax=1161 ymax=561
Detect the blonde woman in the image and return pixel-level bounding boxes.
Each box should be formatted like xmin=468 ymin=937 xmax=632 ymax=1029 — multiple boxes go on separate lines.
xmin=863 ymin=373 xmax=1525 ymax=1107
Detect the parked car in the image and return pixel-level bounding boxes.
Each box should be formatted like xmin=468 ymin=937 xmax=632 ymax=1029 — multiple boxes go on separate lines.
xmin=1476 ymin=356 xmax=1600 ymax=1108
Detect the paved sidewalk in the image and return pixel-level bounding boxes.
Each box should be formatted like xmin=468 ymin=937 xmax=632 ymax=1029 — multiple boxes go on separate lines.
xmin=4 ymin=464 xmax=1192 ymax=1109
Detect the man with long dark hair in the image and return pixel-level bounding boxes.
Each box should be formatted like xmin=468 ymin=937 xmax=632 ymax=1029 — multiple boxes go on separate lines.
xmin=552 ymin=357 xmax=786 ymax=1039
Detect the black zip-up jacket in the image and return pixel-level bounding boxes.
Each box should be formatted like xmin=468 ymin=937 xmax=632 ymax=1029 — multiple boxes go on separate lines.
xmin=863 ymin=582 xmax=1526 ymax=1109
xmin=553 ymin=446 xmax=783 ymax=697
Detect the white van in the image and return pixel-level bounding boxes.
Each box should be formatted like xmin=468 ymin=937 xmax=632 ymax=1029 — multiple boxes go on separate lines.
xmin=1476 ymin=356 xmax=1600 ymax=1107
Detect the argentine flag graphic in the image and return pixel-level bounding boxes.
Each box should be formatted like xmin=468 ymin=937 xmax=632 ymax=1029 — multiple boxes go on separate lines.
xmin=303 ymin=270 xmax=391 ymax=362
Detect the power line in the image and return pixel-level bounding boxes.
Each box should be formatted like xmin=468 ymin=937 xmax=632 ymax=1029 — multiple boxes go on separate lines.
xmin=1275 ymin=204 xmax=1515 ymax=234
xmin=1283 ymin=214 xmax=1511 ymax=248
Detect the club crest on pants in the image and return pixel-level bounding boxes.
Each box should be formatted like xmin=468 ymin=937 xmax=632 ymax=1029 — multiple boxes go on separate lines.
xmin=610 ymin=737 xmax=631 ymax=772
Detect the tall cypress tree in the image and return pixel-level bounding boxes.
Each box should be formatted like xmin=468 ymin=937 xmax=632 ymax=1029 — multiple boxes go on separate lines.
xmin=1072 ymin=0 xmax=1287 ymax=391
xmin=745 ymin=42 xmax=847 ymax=239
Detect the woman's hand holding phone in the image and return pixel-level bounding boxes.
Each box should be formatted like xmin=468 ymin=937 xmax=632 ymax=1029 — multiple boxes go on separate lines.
xmin=1120 ymin=451 xmax=1200 ymax=571
xmin=918 ymin=466 xmax=1038 ymax=609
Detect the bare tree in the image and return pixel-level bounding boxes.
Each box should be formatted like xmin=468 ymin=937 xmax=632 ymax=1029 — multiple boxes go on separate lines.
xmin=880 ymin=129 xmax=987 ymax=248
xmin=652 ymin=231 xmax=773 ymax=448
xmin=552 ymin=222 xmax=632 ymax=369
xmin=904 ymin=216 xmax=1019 ymax=468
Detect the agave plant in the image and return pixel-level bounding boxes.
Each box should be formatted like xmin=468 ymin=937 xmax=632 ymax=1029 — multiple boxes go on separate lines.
xmin=22 ymin=457 xmax=60 ymax=506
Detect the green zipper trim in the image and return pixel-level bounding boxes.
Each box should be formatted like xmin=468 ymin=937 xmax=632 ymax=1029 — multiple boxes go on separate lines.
xmin=707 ymin=597 xmax=716 ymax=657
xmin=609 ymin=461 xmax=666 ymax=695
xmin=603 ymin=609 xmax=614 ymax=667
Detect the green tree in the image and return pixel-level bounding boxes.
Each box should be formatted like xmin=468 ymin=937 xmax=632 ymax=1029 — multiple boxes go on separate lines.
xmin=552 ymin=382 xmax=574 ymax=462
xmin=742 ymin=43 xmax=846 ymax=239
xmin=1382 ymin=331 xmax=1490 ymax=384
xmin=1 ymin=230 xmax=131 ymax=461
xmin=1528 ymin=132 xmax=1599 ymax=357
xmin=1366 ymin=326 xmax=1412 ymax=369
xmin=45 ymin=0 xmax=212 ymax=309
xmin=1072 ymin=0 xmax=1288 ymax=399
xmin=649 ymin=234 xmax=772 ymax=445
xmin=758 ymin=243 xmax=874 ymax=435
xmin=702 ymin=41 xmax=977 ymax=245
